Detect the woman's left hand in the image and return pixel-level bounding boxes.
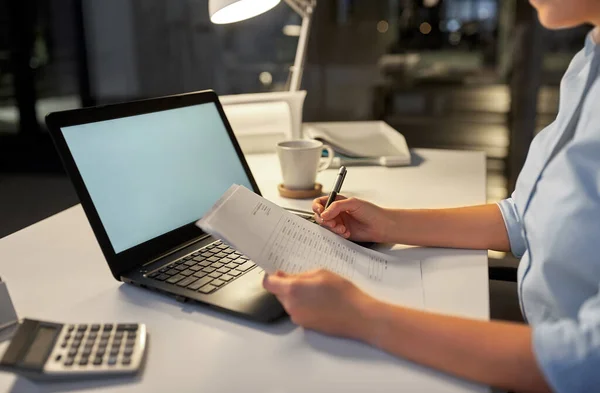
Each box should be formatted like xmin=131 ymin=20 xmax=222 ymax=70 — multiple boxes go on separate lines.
xmin=263 ymin=269 xmax=377 ymax=340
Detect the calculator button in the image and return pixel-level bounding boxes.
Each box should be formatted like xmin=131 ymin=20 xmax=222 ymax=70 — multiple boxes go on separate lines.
xmin=71 ymin=339 xmax=81 ymax=347
xmin=65 ymin=333 xmax=71 ymax=340
xmin=123 ymin=324 xmax=138 ymax=332
xmin=93 ymin=357 xmax=103 ymax=366
xmin=55 ymin=354 xmax=62 ymax=362
xmin=67 ymin=325 xmax=75 ymax=332
xmin=88 ymin=332 xmax=98 ymax=339
xmin=114 ymin=331 xmax=124 ymax=339
xmin=75 ymin=332 xmax=84 ymax=340
xmin=122 ymin=357 xmax=132 ymax=365
xmin=123 ymin=347 xmax=134 ymax=356
xmin=84 ymin=342 xmax=94 ymax=350
xmin=112 ymin=340 xmax=122 ymax=348
xmin=90 ymin=324 xmax=101 ymax=332
xmin=79 ymin=357 xmax=89 ymax=366
xmin=77 ymin=325 xmax=88 ymax=332
xmin=108 ymin=356 xmax=117 ymax=365
xmin=64 ymin=358 xmax=74 ymax=366
xmin=125 ymin=339 xmax=135 ymax=347
xmin=68 ymin=348 xmax=78 ymax=357
xmin=110 ymin=348 xmax=119 ymax=357
xmin=103 ymin=324 xmax=113 ymax=331
xmin=99 ymin=339 xmax=108 ymax=347
xmin=101 ymin=332 xmax=110 ymax=340
xmin=96 ymin=348 xmax=106 ymax=357
xmin=61 ymin=341 xmax=68 ymax=348
xmin=82 ymin=348 xmax=92 ymax=357
xmin=127 ymin=331 xmax=136 ymax=338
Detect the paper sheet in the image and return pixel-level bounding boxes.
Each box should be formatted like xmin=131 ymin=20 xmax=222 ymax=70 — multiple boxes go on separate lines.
xmin=197 ymin=185 xmax=424 ymax=308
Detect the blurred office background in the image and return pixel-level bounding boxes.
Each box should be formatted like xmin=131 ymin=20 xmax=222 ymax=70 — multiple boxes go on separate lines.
xmin=0 ymin=0 xmax=590 ymax=265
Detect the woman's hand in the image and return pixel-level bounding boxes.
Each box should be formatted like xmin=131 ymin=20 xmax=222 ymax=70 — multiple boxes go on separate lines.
xmin=263 ymin=269 xmax=377 ymax=340
xmin=312 ymin=195 xmax=391 ymax=243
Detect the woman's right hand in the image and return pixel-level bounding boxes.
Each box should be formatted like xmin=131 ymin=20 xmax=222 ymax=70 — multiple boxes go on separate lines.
xmin=312 ymin=195 xmax=391 ymax=243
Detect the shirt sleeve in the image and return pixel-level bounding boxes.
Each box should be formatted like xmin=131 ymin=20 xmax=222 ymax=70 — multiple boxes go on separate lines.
xmin=533 ymin=286 xmax=600 ymax=393
xmin=496 ymin=194 xmax=526 ymax=258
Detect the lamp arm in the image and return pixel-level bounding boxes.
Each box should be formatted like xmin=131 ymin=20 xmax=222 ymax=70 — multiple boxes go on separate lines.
xmin=284 ymin=0 xmax=315 ymax=91
xmin=283 ymin=0 xmax=315 ymax=18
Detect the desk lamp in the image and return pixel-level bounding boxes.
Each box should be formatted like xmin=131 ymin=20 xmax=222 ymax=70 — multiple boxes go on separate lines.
xmin=209 ymin=0 xmax=316 ymax=91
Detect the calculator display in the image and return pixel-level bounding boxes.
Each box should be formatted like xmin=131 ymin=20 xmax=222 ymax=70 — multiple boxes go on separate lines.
xmin=22 ymin=326 xmax=57 ymax=367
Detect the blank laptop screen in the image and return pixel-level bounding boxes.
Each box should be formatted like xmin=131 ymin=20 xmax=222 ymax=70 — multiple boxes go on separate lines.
xmin=61 ymin=103 xmax=254 ymax=253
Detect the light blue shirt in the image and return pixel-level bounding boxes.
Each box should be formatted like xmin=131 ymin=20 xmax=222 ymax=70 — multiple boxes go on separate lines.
xmin=497 ymin=32 xmax=600 ymax=393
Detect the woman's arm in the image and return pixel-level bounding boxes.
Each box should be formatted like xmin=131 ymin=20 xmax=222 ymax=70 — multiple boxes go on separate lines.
xmin=314 ymin=198 xmax=512 ymax=252
xmin=264 ymin=270 xmax=551 ymax=393
xmin=384 ymin=204 xmax=511 ymax=251
xmin=362 ymin=302 xmax=550 ymax=393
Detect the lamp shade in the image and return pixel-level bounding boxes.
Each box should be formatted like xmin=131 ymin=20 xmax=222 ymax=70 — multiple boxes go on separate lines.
xmin=209 ymin=0 xmax=281 ymax=24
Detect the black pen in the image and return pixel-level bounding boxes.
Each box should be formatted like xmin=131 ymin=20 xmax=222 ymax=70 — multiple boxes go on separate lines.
xmin=325 ymin=166 xmax=347 ymax=209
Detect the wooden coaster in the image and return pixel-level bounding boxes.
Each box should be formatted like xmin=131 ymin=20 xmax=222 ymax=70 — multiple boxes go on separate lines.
xmin=278 ymin=183 xmax=323 ymax=199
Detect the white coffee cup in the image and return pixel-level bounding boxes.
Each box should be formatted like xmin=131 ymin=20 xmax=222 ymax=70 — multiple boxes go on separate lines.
xmin=277 ymin=140 xmax=334 ymax=190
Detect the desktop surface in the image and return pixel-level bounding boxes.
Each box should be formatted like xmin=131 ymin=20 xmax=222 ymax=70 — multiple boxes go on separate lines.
xmin=0 ymin=148 xmax=488 ymax=393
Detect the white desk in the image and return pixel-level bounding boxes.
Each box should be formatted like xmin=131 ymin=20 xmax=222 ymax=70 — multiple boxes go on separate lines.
xmin=0 ymin=148 xmax=489 ymax=393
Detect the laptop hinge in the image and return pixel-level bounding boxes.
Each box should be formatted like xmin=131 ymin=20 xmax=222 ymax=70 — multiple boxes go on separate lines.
xmin=141 ymin=234 xmax=211 ymax=267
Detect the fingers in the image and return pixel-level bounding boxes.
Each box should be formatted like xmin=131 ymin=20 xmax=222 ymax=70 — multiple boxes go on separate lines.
xmin=312 ymin=195 xmax=347 ymax=215
xmin=263 ymin=272 xmax=293 ymax=296
xmin=321 ymin=197 xmax=361 ymax=220
xmin=263 ymin=269 xmax=322 ymax=296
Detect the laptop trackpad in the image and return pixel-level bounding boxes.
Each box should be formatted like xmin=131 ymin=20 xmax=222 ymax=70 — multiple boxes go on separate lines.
xmin=210 ymin=267 xmax=285 ymax=321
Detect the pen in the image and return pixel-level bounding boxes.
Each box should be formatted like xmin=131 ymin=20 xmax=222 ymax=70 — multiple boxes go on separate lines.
xmin=325 ymin=166 xmax=347 ymax=209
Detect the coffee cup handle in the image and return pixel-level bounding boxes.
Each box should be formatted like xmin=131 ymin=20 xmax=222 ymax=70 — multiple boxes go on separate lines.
xmin=317 ymin=145 xmax=335 ymax=172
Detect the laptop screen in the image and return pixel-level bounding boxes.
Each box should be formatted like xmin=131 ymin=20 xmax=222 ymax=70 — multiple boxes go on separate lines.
xmin=61 ymin=103 xmax=254 ymax=254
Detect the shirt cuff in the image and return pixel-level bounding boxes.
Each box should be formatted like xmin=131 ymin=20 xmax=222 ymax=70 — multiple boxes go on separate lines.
xmin=533 ymin=320 xmax=600 ymax=393
xmin=496 ymin=198 xmax=526 ymax=258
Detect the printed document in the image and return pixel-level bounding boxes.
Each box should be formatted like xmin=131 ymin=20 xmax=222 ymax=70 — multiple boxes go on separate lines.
xmin=197 ymin=185 xmax=424 ymax=308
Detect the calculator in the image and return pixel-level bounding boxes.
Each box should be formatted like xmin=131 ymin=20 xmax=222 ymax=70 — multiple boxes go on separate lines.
xmin=0 ymin=319 xmax=147 ymax=381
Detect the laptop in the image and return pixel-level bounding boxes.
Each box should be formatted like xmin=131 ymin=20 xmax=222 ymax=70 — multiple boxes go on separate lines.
xmin=45 ymin=90 xmax=302 ymax=323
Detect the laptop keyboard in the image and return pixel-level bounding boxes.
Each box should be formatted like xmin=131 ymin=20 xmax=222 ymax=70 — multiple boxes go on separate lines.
xmin=145 ymin=240 xmax=256 ymax=295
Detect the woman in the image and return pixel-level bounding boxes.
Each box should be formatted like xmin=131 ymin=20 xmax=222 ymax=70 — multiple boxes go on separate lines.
xmin=263 ymin=1 xmax=600 ymax=392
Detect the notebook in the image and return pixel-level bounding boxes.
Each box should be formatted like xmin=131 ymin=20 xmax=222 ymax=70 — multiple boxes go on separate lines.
xmin=197 ymin=185 xmax=425 ymax=308
xmin=303 ymin=121 xmax=412 ymax=167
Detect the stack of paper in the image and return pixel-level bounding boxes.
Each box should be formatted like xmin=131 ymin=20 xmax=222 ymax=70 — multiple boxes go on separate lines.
xmin=303 ymin=121 xmax=412 ymax=168
xmin=196 ymin=185 xmax=425 ymax=308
